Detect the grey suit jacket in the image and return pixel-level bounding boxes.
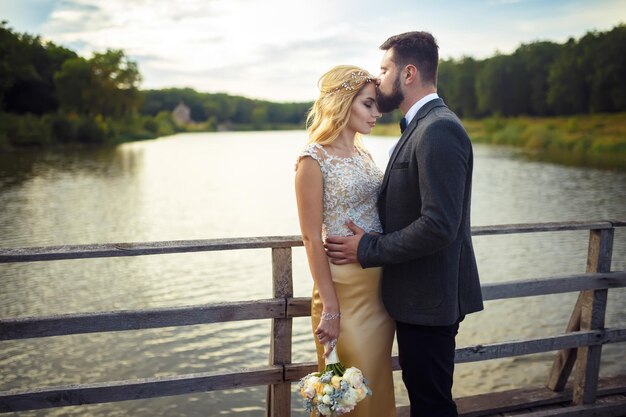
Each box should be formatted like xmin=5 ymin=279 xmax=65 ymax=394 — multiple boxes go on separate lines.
xmin=358 ymin=98 xmax=483 ymax=326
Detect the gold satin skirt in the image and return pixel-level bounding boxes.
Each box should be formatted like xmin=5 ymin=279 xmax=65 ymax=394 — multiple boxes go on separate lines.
xmin=311 ymin=263 xmax=396 ymax=417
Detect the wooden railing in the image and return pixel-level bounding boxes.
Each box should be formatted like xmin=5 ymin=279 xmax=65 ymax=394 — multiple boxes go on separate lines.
xmin=1 ymin=220 xmax=625 ymax=416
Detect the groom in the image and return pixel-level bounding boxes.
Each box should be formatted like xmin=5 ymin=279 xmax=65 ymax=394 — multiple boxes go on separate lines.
xmin=325 ymin=31 xmax=483 ymax=417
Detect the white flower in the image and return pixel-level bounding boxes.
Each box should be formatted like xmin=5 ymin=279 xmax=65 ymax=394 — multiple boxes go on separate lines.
xmin=322 ymin=394 xmax=332 ymax=404
xmin=342 ymin=367 xmax=364 ymax=388
xmin=355 ymin=386 xmax=369 ymax=401
xmin=323 ymin=384 xmax=334 ymax=395
xmin=302 ymin=385 xmax=315 ymax=398
xmin=307 ymin=375 xmax=320 ymax=385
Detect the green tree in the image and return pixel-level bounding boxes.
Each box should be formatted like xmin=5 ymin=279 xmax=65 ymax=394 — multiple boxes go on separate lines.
xmin=586 ymin=25 xmax=626 ymax=112
xmin=54 ymin=57 xmax=93 ymax=113
xmin=55 ymin=49 xmax=141 ymax=117
xmin=89 ymin=49 xmax=142 ymax=116
xmin=476 ymin=54 xmax=527 ymax=116
xmin=547 ymin=38 xmax=589 ymax=115
xmin=438 ymin=57 xmax=481 ymax=118
xmin=515 ymin=41 xmax=560 ymax=116
xmin=0 ymin=21 xmax=76 ymax=114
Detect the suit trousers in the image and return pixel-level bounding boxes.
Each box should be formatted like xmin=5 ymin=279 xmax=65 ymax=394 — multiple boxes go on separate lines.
xmin=396 ymin=319 xmax=461 ymax=417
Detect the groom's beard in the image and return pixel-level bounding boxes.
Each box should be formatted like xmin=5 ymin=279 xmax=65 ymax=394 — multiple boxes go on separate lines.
xmin=376 ymin=75 xmax=403 ymax=113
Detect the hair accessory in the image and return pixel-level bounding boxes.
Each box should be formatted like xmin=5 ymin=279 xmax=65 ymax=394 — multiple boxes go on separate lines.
xmin=323 ymin=71 xmax=372 ymax=96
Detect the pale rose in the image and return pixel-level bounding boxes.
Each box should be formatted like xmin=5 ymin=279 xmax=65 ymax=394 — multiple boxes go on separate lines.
xmin=301 ymin=385 xmax=315 ymax=398
xmin=356 ymin=386 xmax=367 ymax=401
xmin=342 ymin=367 xmax=364 ymax=388
xmin=323 ymin=384 xmax=334 ymax=395
xmin=322 ymin=394 xmax=332 ymax=405
xmin=331 ymin=375 xmax=342 ymax=389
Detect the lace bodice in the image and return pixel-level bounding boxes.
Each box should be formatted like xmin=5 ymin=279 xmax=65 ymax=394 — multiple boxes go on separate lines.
xmin=297 ymin=143 xmax=383 ymax=238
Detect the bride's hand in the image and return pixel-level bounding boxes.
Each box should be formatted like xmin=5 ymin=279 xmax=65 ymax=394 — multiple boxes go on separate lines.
xmin=314 ymin=315 xmax=340 ymax=357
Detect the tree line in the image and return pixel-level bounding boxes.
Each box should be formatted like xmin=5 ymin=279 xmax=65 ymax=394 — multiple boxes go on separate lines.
xmin=0 ymin=21 xmax=310 ymax=148
xmin=140 ymin=88 xmax=310 ymax=129
xmin=0 ymin=20 xmax=624 ymax=149
xmin=438 ymin=24 xmax=626 ymax=118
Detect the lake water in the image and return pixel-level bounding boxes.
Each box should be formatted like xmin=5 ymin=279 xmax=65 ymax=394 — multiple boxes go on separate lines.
xmin=0 ymin=131 xmax=625 ymax=416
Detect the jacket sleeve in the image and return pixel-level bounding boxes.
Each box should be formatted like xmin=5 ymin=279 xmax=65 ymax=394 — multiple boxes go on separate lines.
xmin=358 ymin=118 xmax=470 ymax=267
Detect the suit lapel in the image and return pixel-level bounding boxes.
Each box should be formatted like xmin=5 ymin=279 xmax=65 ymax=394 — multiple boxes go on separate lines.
xmin=379 ymin=98 xmax=446 ymax=193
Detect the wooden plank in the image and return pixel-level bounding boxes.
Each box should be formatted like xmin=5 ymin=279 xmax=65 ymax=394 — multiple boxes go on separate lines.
xmin=573 ymin=228 xmax=613 ymax=405
xmin=286 ymin=297 xmax=311 ymax=317
xmin=471 ymin=221 xmax=614 ymax=236
xmin=455 ymin=375 xmax=626 ymax=417
xmin=0 ymin=366 xmax=283 ymax=412
xmin=284 ymin=328 xmax=626 ymax=379
xmin=286 ymin=272 xmax=626 ymax=320
xmin=0 ymin=299 xmax=284 ymax=340
xmin=285 ymin=362 xmax=319 ymax=381
xmin=455 ymin=331 xmax=599 ymax=363
xmin=2 ymin=220 xmax=624 ymax=264
xmin=0 ymin=236 xmax=304 ymax=263
xmin=481 ymin=272 xmax=626 ymax=301
xmin=3 ymin=272 xmax=622 ymax=342
xmin=267 ymin=247 xmax=293 ymax=417
xmin=454 ymin=328 xmax=626 ymax=363
xmin=285 ymin=357 xmax=403 ymax=382
xmin=395 ymin=375 xmax=626 ymax=417
xmin=502 ymin=397 xmax=626 ymax=417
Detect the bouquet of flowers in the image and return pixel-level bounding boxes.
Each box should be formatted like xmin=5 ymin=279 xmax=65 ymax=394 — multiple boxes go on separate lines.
xmin=298 ymin=344 xmax=372 ymax=416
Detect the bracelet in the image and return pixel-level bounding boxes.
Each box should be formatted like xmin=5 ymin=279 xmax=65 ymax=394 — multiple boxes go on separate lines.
xmin=321 ymin=312 xmax=341 ymax=321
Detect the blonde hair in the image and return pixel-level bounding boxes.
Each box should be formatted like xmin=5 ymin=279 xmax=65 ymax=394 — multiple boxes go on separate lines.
xmin=306 ymin=65 xmax=374 ymax=147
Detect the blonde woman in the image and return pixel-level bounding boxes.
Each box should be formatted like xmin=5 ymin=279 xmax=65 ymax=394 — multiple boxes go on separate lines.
xmin=295 ymin=65 xmax=396 ymax=417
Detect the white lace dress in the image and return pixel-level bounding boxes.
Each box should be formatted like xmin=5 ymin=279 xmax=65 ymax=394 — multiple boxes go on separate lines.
xmin=298 ymin=142 xmax=396 ymax=417
xmin=299 ymin=142 xmax=383 ymax=238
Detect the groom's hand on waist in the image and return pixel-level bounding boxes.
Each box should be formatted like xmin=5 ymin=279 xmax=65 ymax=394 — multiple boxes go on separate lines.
xmin=324 ymin=220 xmax=365 ymax=265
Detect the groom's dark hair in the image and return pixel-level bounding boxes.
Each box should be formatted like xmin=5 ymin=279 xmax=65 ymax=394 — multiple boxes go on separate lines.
xmin=380 ymin=31 xmax=439 ymax=87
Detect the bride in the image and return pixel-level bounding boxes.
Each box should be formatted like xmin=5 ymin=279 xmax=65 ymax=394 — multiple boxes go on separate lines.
xmin=295 ymin=65 xmax=396 ymax=417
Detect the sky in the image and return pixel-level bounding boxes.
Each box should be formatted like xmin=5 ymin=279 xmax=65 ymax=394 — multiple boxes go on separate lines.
xmin=2 ymin=0 xmax=625 ymax=102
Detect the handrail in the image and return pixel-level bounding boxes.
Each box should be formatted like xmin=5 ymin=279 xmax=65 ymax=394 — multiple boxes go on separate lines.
xmin=0 ymin=220 xmax=624 ymax=415
xmin=0 ymin=220 xmax=622 ymax=264
xmin=2 ymin=272 xmax=625 ymax=341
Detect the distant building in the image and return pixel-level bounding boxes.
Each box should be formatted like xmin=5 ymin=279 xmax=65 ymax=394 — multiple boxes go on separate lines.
xmin=172 ymin=102 xmax=192 ymax=125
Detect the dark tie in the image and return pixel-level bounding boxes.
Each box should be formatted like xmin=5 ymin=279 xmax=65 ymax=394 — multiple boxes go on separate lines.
xmin=400 ymin=117 xmax=407 ymax=133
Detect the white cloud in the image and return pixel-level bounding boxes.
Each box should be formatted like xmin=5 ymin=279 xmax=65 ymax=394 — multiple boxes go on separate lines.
xmin=7 ymin=0 xmax=626 ymax=101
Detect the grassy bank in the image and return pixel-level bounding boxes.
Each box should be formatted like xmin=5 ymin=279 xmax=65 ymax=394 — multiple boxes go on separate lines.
xmin=372 ymin=112 xmax=626 ymax=169
xmin=0 ymin=113 xmax=303 ymax=150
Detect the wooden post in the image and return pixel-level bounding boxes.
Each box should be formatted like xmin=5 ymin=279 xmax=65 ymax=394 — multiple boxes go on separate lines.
xmin=266 ymin=247 xmax=293 ymax=417
xmin=572 ymin=228 xmax=613 ymax=404
xmin=546 ymin=227 xmax=614 ymax=393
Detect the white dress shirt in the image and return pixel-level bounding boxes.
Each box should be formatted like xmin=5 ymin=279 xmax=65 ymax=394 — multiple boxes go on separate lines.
xmin=389 ymin=93 xmax=440 ymax=156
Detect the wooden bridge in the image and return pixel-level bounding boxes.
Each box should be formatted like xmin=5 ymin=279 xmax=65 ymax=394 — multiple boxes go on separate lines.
xmin=1 ymin=220 xmax=625 ymax=416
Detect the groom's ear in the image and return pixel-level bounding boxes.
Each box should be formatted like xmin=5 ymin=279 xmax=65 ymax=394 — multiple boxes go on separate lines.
xmin=404 ymin=64 xmax=418 ymax=85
